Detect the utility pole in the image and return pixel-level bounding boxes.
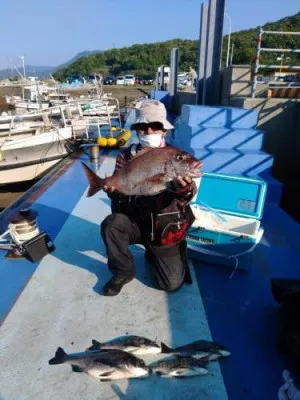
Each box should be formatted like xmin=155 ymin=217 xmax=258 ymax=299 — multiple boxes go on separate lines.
xmin=224 ymin=13 xmax=232 ymax=68
xmin=230 ymin=43 xmax=234 ymax=65
xmin=196 ymin=2 xmax=209 ymax=104
xmin=279 ymin=53 xmax=284 ymax=76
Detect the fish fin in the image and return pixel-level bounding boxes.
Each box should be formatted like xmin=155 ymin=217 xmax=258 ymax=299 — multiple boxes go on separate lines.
xmin=144 ymin=173 xmax=166 ymax=184
xmin=131 ymin=174 xmax=166 ymax=195
xmin=172 ymin=369 xmax=187 ymax=376
xmin=128 ymin=147 xmax=152 ymax=160
xmin=71 ymin=365 xmax=84 ymax=373
xmin=81 ymin=162 xmax=105 ymax=197
xmin=198 ymin=354 xmax=209 ymax=364
xmin=87 ymin=339 xmax=102 ymax=351
xmin=48 ymin=347 xmax=67 ymax=365
xmin=160 ymin=342 xmax=174 ymax=354
xmin=99 ymin=371 xmax=114 ymax=377
xmin=207 ymin=353 xmax=221 ymax=361
xmin=195 ymin=356 xmax=209 ymax=365
xmin=219 ymin=350 xmax=231 ymax=357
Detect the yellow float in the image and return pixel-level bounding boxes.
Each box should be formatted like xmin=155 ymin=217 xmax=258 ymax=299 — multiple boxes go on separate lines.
xmin=95 ymin=128 xmax=132 ymax=148
xmin=116 ymin=129 xmax=131 ymax=147
xmin=107 ymin=137 xmax=117 ymax=147
xmin=97 ymin=137 xmax=108 ymax=146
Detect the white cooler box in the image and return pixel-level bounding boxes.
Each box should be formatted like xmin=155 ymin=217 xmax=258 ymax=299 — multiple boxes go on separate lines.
xmin=187 ymin=173 xmax=267 ymax=272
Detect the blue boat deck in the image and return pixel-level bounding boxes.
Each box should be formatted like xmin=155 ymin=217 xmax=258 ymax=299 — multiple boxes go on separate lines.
xmin=1 ymin=134 xmax=300 ymax=399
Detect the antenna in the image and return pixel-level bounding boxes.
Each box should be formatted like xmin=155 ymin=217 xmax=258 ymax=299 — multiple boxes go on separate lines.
xmin=10 ymin=58 xmax=14 ymax=78
xmin=49 ymin=74 xmax=58 ymax=94
xmin=19 ymin=55 xmax=26 ymax=78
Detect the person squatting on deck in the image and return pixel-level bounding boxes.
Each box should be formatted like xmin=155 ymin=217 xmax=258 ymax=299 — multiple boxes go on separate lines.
xmin=101 ymin=100 xmax=198 ymax=296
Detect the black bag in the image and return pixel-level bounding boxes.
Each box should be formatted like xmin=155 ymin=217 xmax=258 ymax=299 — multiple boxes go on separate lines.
xmin=272 ymin=279 xmax=300 ymax=376
xmin=272 ymin=278 xmax=300 ymax=313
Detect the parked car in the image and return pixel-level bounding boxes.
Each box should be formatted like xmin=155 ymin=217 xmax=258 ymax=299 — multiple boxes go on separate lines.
xmin=116 ymin=76 xmax=125 ymax=85
xmin=104 ymin=76 xmax=116 ymax=85
xmin=284 ymin=73 xmax=300 ymax=84
xmin=88 ymin=73 xmax=103 ymax=83
xmin=66 ymin=75 xmax=85 ymax=84
xmin=140 ymin=76 xmax=154 ymax=85
xmin=124 ymin=75 xmax=135 ymax=85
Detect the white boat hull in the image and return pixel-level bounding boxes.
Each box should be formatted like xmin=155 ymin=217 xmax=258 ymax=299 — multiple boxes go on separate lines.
xmin=0 ymin=158 xmax=63 ymax=185
xmin=0 ymin=112 xmax=47 ymax=125
xmin=15 ymin=102 xmax=50 ymax=110
xmin=0 ymin=127 xmax=73 ymax=185
xmin=0 ymin=121 xmax=45 ymax=133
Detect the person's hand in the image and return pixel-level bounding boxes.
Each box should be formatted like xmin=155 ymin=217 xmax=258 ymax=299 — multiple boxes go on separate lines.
xmin=103 ymin=185 xmax=116 ymax=194
xmin=176 ymin=176 xmax=193 ymax=188
xmin=103 ymin=173 xmax=116 ymax=194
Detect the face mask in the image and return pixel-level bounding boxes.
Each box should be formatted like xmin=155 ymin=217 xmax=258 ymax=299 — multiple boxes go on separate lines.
xmin=138 ymin=134 xmax=163 ymax=148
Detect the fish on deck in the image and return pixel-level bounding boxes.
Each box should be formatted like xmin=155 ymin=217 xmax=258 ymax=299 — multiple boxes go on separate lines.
xmin=161 ymin=340 xmax=231 ymax=361
xmin=87 ymin=335 xmax=161 ymax=355
xmin=49 ymin=347 xmax=151 ymax=381
xmin=151 ymin=355 xmax=209 ymax=378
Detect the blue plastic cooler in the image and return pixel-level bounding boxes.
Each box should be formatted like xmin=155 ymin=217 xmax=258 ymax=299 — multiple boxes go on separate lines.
xmin=187 ymin=172 xmax=267 ymax=272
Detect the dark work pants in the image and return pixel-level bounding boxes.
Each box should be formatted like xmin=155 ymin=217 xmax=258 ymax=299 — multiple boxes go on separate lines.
xmin=101 ymin=213 xmax=192 ymax=292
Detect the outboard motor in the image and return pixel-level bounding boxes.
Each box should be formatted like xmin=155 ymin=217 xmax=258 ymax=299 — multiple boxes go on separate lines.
xmin=0 ymin=208 xmax=55 ymax=262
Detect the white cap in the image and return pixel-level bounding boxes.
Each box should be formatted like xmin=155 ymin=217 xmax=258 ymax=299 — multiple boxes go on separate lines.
xmin=132 ymin=100 xmax=174 ymax=130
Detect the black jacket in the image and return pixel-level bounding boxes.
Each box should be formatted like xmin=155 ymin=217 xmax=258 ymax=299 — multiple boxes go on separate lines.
xmin=108 ymin=144 xmax=197 ymax=246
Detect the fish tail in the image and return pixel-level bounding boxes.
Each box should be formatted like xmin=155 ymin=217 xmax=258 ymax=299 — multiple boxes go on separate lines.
xmin=220 ymin=350 xmax=231 ymax=357
xmin=49 ymin=347 xmax=67 ymax=365
xmin=160 ymin=342 xmax=174 ymax=354
xmin=81 ymin=162 xmax=105 ymax=197
xmin=87 ymin=339 xmax=102 ymax=351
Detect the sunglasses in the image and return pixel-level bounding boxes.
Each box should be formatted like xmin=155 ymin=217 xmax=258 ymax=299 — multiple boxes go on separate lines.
xmin=131 ymin=122 xmax=165 ymax=132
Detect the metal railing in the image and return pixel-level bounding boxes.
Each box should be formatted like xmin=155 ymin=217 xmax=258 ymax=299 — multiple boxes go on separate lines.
xmin=251 ymin=28 xmax=300 ymax=98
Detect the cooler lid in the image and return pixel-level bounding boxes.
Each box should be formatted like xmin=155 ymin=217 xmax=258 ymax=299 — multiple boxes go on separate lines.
xmin=192 ymin=173 xmax=267 ymax=220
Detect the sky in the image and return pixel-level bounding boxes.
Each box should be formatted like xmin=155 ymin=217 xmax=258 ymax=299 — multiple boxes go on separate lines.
xmin=0 ymin=0 xmax=299 ymax=69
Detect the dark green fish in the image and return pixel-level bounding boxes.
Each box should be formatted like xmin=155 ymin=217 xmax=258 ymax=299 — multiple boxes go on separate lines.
xmin=87 ymin=335 xmax=161 ymax=355
xmin=151 ymin=356 xmax=209 ymax=377
xmin=49 ymin=347 xmax=151 ymax=381
xmin=161 ymin=340 xmax=231 ymax=361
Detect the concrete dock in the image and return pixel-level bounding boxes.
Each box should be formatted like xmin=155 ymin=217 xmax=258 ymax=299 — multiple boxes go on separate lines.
xmin=1 ymin=136 xmax=300 ymax=399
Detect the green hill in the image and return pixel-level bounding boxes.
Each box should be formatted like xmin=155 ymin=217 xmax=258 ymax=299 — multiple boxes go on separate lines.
xmin=227 ymin=12 xmax=300 ymax=67
xmin=53 ymin=12 xmax=300 ymax=80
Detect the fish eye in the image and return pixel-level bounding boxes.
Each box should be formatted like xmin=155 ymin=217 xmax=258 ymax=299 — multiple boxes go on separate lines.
xmin=176 ymin=154 xmax=185 ymax=161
